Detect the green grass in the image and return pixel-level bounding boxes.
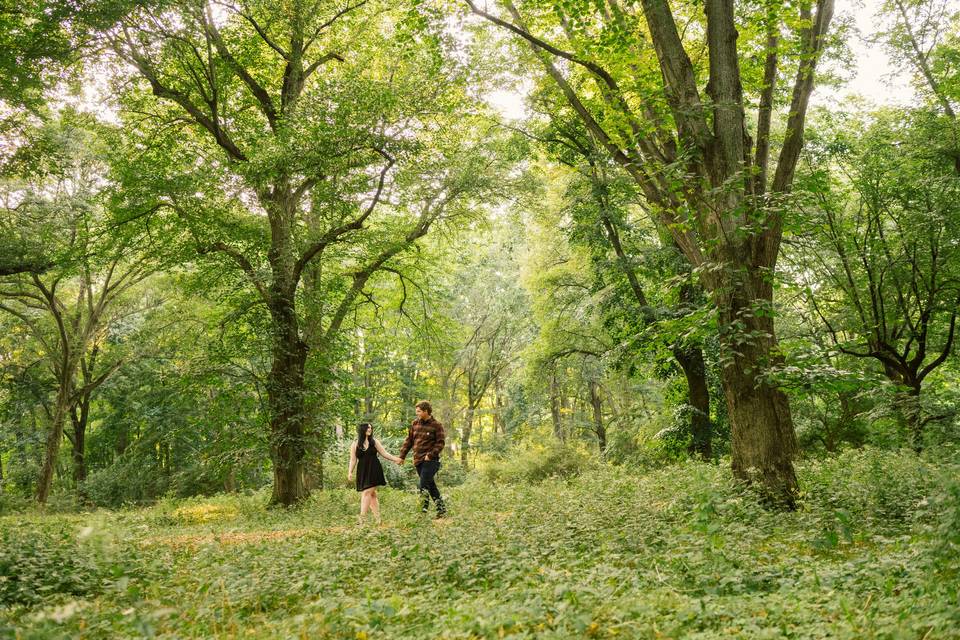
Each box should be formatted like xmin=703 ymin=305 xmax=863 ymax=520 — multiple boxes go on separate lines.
xmin=2 ymin=447 xmax=959 ymax=639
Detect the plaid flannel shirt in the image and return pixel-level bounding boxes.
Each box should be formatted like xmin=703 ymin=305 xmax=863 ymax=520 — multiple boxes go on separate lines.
xmin=399 ymin=417 xmax=445 ymax=465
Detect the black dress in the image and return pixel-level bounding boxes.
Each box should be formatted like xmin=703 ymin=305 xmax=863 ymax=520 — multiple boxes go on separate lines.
xmin=355 ymin=439 xmax=386 ymax=492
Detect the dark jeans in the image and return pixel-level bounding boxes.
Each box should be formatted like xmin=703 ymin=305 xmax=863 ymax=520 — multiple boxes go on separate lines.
xmin=415 ymin=460 xmax=444 ymax=511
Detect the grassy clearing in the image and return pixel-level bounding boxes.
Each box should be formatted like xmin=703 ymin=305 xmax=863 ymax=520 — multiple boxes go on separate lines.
xmin=2 ymin=447 xmax=959 ymax=639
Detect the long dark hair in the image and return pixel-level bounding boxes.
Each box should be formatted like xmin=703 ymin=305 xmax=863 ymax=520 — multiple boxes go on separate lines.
xmin=356 ymin=423 xmax=374 ymax=450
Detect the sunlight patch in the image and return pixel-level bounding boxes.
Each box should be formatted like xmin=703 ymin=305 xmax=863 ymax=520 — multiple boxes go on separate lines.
xmin=172 ymin=503 xmax=240 ymax=525
xmin=143 ymin=529 xmax=312 ymax=549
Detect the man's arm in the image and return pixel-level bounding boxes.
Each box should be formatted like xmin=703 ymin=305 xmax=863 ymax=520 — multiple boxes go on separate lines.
xmin=398 ymin=424 xmax=414 ymax=461
xmin=430 ymin=422 xmax=445 ymax=460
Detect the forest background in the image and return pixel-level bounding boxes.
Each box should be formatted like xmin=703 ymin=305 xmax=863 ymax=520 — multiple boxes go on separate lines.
xmin=1 ymin=0 xmax=959 ymax=637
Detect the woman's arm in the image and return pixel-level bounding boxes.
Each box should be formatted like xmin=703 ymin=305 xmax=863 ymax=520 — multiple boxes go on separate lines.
xmin=375 ymin=439 xmax=402 ymax=464
xmin=348 ymin=442 xmax=358 ymax=480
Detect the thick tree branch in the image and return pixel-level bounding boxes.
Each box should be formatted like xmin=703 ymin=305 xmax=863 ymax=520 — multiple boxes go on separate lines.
xmin=637 ymin=0 xmax=711 ymax=149
xmin=116 ymin=25 xmax=249 ymax=162
xmin=918 ymin=294 xmax=959 ymax=381
xmin=758 ymin=0 xmax=835 ymax=265
xmin=30 ymin=274 xmax=72 ymax=377
xmin=219 ymin=1 xmax=290 ymax=59
xmin=203 ymin=6 xmax=279 ymax=129
xmin=69 ymin=358 xmax=124 ymax=402
xmin=293 ymin=151 xmax=394 ymax=284
xmin=0 ymin=259 xmax=54 ymax=276
xmin=198 ymin=241 xmax=269 ymax=301
xmin=753 ymin=6 xmax=781 ymax=195
xmin=704 ymin=0 xmax=748 ymax=184
xmin=320 ymin=193 xmax=446 ymax=347
xmin=303 ymin=52 xmax=346 ymax=80
xmin=771 ymin=0 xmax=835 ymax=194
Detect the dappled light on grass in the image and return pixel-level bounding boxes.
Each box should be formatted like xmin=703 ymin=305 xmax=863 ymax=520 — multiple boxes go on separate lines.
xmin=143 ymin=529 xmax=314 ymax=550
xmin=171 ymin=503 xmax=241 ymax=525
xmin=141 ymin=521 xmax=420 ymax=550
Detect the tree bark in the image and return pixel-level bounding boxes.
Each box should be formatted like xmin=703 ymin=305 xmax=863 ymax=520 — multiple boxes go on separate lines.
xmin=894 ymin=383 xmax=925 ymax=452
xmin=36 ymin=382 xmax=70 ymax=504
xmin=717 ymin=272 xmax=797 ymax=507
xmin=267 ymin=286 xmax=310 ymax=506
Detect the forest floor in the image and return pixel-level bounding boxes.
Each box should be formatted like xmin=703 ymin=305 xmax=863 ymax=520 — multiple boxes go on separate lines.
xmin=2 ymin=447 xmax=959 ymax=639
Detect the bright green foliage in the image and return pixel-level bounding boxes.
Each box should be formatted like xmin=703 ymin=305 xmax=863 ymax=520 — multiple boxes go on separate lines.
xmin=480 ymin=440 xmax=597 ymax=483
xmin=2 ymin=448 xmax=958 ymax=639
xmin=781 ymin=107 xmax=960 ymax=449
xmin=2 ymin=5 xmax=960 ymax=635
xmin=0 ymin=1 xmax=76 ymax=109
xmin=0 ymin=523 xmax=127 ymax=607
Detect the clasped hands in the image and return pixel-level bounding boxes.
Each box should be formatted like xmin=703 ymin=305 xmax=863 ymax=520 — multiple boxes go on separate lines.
xmin=397 ymin=454 xmax=431 ymax=466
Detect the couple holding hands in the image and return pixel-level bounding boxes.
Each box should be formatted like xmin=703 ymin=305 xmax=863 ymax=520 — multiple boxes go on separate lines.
xmin=347 ymin=400 xmax=447 ymax=524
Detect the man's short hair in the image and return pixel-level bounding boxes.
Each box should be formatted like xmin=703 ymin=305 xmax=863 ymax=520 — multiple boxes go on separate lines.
xmin=415 ymin=400 xmax=433 ymax=415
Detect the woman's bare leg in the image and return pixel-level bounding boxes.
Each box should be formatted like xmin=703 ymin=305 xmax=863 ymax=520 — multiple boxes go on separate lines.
xmin=359 ymin=490 xmax=371 ymax=524
xmin=370 ymin=489 xmax=381 ymax=524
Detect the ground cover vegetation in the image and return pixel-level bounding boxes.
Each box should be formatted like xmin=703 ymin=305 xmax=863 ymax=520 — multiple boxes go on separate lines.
xmin=2 ymin=0 xmax=960 ymax=637
xmin=3 ymin=448 xmax=960 ymax=638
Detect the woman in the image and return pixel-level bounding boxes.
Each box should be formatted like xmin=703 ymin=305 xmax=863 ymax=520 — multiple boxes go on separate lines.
xmin=347 ymin=423 xmax=401 ymax=525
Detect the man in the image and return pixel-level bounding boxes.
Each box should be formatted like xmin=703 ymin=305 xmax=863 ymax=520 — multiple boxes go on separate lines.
xmin=399 ymin=400 xmax=447 ymax=518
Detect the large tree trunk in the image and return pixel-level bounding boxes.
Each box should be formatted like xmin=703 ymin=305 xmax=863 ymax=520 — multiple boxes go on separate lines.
xmin=264 ymin=194 xmax=312 ymax=507
xmin=674 ymin=345 xmax=712 ymax=459
xmin=471 ymin=0 xmax=832 ymax=512
xmin=36 ymin=382 xmax=71 ymax=504
xmin=267 ymin=290 xmax=310 ymax=506
xmin=896 ymin=382 xmax=924 ymax=452
xmin=717 ymin=275 xmax=798 ymax=507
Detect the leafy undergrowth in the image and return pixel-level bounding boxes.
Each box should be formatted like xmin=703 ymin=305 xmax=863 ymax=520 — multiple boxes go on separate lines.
xmin=2 ymin=447 xmax=959 ymax=639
